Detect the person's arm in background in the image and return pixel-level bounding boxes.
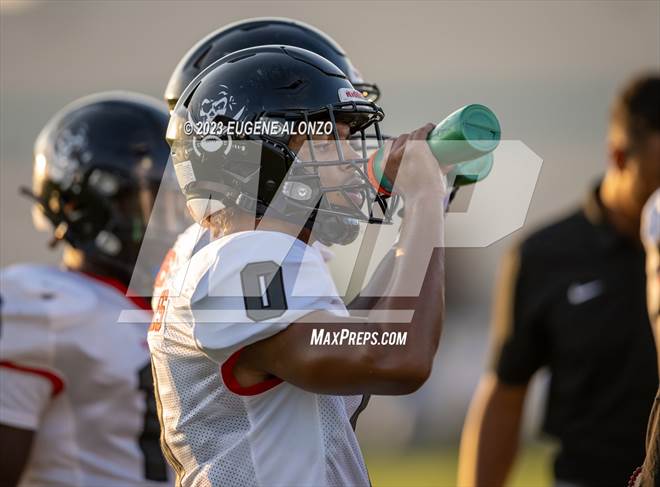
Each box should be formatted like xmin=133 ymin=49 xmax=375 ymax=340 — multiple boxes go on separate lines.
xmin=0 ymin=272 xmax=67 ymax=486
xmin=0 ymin=366 xmax=57 ymax=486
xmin=458 ymin=373 xmax=529 ymax=487
xmin=0 ymin=425 xmax=35 ymax=487
xmin=458 ymin=247 xmax=546 ymax=487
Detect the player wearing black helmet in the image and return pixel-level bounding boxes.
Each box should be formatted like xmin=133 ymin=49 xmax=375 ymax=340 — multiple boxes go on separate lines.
xmin=149 ymin=46 xmax=447 ymax=486
xmin=164 ymin=17 xmax=379 ymax=112
xmin=0 ymin=93 xmax=172 ymax=487
xmin=25 ymin=93 xmax=175 ymax=285
xmin=153 ymin=16 xmax=385 ymax=322
xmin=169 ymin=45 xmax=389 ymax=245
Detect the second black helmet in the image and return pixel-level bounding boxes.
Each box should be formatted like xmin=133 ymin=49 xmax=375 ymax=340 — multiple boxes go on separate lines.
xmin=164 ymin=17 xmax=380 ymax=111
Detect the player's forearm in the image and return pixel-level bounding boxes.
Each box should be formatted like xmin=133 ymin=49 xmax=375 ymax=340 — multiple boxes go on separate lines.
xmin=458 ymin=374 xmax=526 ymax=487
xmin=347 ymin=249 xmax=395 ymax=311
xmin=368 ymin=193 xmax=445 ymax=369
xmin=252 ymin=196 xmax=445 ymax=395
xmin=241 ymin=192 xmax=446 ymax=395
xmin=386 ymin=192 xmax=445 ymax=297
xmin=0 ymin=424 xmax=35 ymax=487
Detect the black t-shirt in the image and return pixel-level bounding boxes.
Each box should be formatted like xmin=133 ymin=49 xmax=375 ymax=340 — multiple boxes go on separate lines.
xmin=491 ymin=185 xmax=657 ymax=486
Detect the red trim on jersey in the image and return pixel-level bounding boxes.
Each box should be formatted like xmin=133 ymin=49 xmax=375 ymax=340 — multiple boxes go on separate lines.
xmin=81 ymin=272 xmax=152 ymax=311
xmin=0 ymin=361 xmax=65 ymax=397
xmin=220 ymin=349 xmax=282 ymax=396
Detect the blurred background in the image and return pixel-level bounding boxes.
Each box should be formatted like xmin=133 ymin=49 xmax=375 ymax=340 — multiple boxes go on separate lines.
xmin=1 ymin=1 xmax=658 ymax=485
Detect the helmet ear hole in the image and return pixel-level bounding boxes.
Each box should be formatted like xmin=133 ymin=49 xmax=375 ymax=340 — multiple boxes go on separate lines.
xmin=95 ymin=230 xmax=122 ymax=256
xmin=88 ymin=169 xmax=119 ymax=196
xmin=264 ymin=179 xmax=278 ymax=198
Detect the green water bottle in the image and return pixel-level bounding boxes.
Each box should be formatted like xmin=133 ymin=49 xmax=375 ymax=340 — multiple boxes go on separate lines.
xmin=449 ymin=152 xmax=494 ymax=187
xmin=367 ymin=104 xmax=501 ymax=194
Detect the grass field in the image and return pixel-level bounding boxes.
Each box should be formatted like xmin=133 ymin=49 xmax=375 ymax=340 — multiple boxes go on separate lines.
xmin=364 ymin=443 xmax=555 ymax=487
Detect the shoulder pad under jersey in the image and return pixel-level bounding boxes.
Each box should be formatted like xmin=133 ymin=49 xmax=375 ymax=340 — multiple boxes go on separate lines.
xmin=1 ymin=264 xmax=98 ymax=330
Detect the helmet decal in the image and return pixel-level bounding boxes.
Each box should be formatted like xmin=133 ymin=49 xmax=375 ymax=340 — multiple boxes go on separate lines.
xmin=198 ymin=85 xmax=246 ymax=123
xmin=50 ymin=126 xmax=90 ymax=189
xmin=338 ymin=88 xmax=366 ymax=103
xmin=192 ymin=84 xmax=247 ymax=156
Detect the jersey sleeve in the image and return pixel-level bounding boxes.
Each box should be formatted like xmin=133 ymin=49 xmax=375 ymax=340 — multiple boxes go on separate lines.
xmin=0 ymin=366 xmax=57 ymax=430
xmin=0 ymin=265 xmax=81 ymax=429
xmin=190 ymin=233 xmax=346 ymax=365
xmin=489 ymin=245 xmax=549 ymax=384
xmin=152 ymin=223 xmax=208 ymax=310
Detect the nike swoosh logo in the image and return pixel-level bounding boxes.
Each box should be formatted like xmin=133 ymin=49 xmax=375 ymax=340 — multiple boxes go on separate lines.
xmin=567 ymin=280 xmax=603 ymax=305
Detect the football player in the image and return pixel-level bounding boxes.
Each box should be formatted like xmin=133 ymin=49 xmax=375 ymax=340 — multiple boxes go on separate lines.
xmin=149 ymin=46 xmax=447 ymax=486
xmin=153 ymin=17 xmax=382 ymax=309
xmin=0 ymin=93 xmax=172 ymax=486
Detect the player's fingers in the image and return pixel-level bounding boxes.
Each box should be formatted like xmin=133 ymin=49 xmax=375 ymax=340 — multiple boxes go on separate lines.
xmin=408 ymin=123 xmax=435 ymax=141
xmin=390 ymin=132 xmax=410 ymax=155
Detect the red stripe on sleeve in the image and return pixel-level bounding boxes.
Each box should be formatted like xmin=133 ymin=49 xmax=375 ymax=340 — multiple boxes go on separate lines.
xmin=0 ymin=361 xmax=65 ymax=397
xmin=80 ymin=272 xmax=152 ymax=311
xmin=220 ymin=350 xmax=282 ymax=396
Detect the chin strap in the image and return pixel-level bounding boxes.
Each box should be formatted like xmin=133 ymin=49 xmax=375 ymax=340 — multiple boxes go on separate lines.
xmin=312 ymin=213 xmax=360 ymax=246
xmin=21 ymin=185 xmax=145 ymax=285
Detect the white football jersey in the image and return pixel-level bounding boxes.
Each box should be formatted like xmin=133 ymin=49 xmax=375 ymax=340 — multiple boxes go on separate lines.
xmin=152 ymin=223 xmax=335 ymax=312
xmin=148 ymin=230 xmax=369 ymax=487
xmin=152 ymin=223 xmax=210 ymax=312
xmin=0 ymin=264 xmax=171 ymax=487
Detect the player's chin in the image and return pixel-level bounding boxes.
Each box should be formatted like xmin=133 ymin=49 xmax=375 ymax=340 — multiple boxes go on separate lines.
xmin=334 ymin=190 xmax=364 ymax=209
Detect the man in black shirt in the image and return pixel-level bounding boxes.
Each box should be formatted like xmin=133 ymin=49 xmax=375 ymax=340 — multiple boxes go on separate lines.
xmin=458 ymin=74 xmax=660 ymax=487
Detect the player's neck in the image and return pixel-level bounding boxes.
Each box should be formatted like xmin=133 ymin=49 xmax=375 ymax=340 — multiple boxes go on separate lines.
xmin=61 ymin=246 xmax=132 ymax=287
xmin=600 ymin=171 xmax=642 ymax=242
xmin=211 ymin=211 xmax=314 ymax=244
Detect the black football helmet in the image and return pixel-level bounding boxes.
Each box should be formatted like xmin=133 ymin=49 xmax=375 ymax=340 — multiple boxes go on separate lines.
xmin=168 ymin=46 xmax=395 ymax=245
xmin=164 ymin=17 xmax=380 ymax=112
xmin=24 ymin=92 xmax=172 ymax=280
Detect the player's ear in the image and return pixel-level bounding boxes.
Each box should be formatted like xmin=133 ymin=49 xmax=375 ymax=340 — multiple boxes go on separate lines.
xmin=608 ymin=143 xmax=627 ymax=171
xmin=608 ymin=124 xmax=628 ymax=171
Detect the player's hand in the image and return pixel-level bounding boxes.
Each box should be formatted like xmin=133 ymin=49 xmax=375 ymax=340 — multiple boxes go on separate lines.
xmin=381 ymin=123 xmax=448 ymax=200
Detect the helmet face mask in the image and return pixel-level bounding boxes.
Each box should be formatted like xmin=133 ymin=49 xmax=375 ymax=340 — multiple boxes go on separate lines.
xmin=168 ymin=46 xmax=396 ymax=245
